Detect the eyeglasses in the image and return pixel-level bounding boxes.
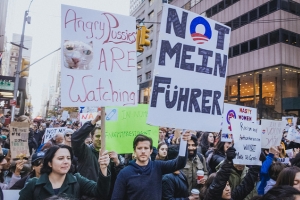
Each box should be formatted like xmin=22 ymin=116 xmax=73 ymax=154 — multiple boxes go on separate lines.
xmin=65 ymin=134 xmax=72 ymax=137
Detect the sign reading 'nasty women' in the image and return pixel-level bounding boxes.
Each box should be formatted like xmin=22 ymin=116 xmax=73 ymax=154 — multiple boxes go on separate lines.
xmin=61 ymin=5 xmax=137 ymax=107
xmin=147 ymin=4 xmax=231 ymax=131
xmin=231 ymin=119 xmax=262 ymax=166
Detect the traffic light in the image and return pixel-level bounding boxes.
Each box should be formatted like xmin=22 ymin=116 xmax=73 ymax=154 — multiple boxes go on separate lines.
xmin=21 ymin=58 xmax=30 ymax=77
xmin=140 ymin=26 xmax=151 ymax=46
xmin=136 ymin=27 xmax=144 ymax=53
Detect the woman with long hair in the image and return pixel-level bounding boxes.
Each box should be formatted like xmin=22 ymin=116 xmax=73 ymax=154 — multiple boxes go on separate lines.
xmin=208 ymin=141 xmax=232 ymax=173
xmin=275 ymin=166 xmax=300 ymax=191
xmin=199 ymin=132 xmax=215 ymax=156
xmin=19 ymin=144 xmax=111 ymax=200
xmin=155 ymin=142 xmax=168 ymax=160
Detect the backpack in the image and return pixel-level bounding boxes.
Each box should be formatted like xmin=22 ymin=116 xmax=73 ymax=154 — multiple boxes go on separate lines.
xmin=33 ymin=176 xmax=80 ymax=199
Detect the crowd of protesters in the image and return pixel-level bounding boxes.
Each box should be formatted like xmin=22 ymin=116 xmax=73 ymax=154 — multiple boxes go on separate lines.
xmin=0 ymin=112 xmax=298 ymax=199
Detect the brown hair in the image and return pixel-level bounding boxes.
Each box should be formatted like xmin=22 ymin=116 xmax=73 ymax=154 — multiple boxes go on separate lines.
xmin=159 ymin=127 xmax=167 ymax=133
xmin=275 ymin=166 xmax=300 ymax=187
xmin=133 ymin=134 xmax=153 ymax=150
xmin=155 ymin=142 xmax=168 ymax=160
xmin=269 ymin=162 xmax=286 ymax=181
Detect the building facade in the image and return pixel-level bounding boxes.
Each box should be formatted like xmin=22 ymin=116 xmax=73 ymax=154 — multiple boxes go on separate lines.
xmin=162 ymin=0 xmax=300 ymax=119
xmin=131 ymin=0 xmax=163 ymax=103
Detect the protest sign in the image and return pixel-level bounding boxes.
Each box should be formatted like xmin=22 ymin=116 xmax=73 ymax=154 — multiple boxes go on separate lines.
xmin=44 ymin=127 xmax=67 ymax=143
xmin=261 ymin=119 xmax=285 ymax=148
xmin=61 ymin=5 xmax=137 ymax=107
xmin=231 ymin=119 xmax=262 ymax=166
xmin=106 ymin=104 xmax=158 ymax=153
xmin=3 ymin=190 xmax=20 ymax=199
xmin=146 ymin=4 xmax=231 ymax=131
xmin=61 ymin=111 xmax=69 ymax=121
xmin=221 ymin=104 xmax=257 ymax=142
xmin=277 ymin=157 xmax=290 ymax=164
xmin=80 ymin=112 xmax=98 ymax=125
xmin=9 ymin=122 xmax=30 ymax=160
xmin=282 ymin=116 xmax=298 ymax=130
xmin=287 ymin=127 xmax=300 ymax=143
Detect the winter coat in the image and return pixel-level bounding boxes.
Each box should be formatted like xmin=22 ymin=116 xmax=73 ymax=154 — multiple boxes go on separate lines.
xmin=111 ymin=153 xmax=187 ymax=200
xmin=257 ymin=153 xmax=274 ymax=195
xmin=209 ymin=151 xmax=225 ymax=173
xmin=204 ymin=159 xmax=260 ymax=200
xmin=72 ymin=121 xmax=124 ymax=199
xmin=181 ymin=154 xmax=208 ymax=191
xmin=0 ymin=174 xmax=21 ymax=189
xmin=10 ymin=171 xmax=36 ymax=190
xmin=162 ymin=171 xmax=189 ymax=200
xmin=18 ymin=172 xmax=111 ymax=200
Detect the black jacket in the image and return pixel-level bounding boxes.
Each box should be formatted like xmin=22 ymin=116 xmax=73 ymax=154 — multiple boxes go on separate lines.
xmin=209 ymin=151 xmax=225 ymax=173
xmin=162 ymin=171 xmax=189 ymax=200
xmin=72 ymin=121 xmax=124 ymax=199
xmin=204 ymin=159 xmax=260 ymax=200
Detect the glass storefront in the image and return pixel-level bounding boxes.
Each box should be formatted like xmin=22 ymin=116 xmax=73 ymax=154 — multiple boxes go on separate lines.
xmin=226 ymin=65 xmax=300 ymax=119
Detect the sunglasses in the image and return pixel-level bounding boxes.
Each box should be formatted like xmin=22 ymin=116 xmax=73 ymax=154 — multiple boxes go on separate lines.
xmin=65 ymin=134 xmax=72 ymax=137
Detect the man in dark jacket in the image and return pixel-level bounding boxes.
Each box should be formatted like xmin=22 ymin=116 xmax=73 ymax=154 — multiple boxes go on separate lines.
xmin=111 ymin=133 xmax=190 ymax=200
xmin=72 ymin=112 xmax=124 ymax=199
xmin=162 ymin=145 xmax=198 ymax=200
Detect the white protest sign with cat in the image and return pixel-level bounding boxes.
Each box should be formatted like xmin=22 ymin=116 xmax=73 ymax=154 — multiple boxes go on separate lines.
xmin=231 ymin=119 xmax=262 ymax=166
xmin=61 ymin=5 xmax=137 ymax=107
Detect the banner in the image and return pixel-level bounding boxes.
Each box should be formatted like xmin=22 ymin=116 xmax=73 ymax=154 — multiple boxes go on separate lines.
xmin=9 ymin=122 xmax=30 ymax=160
xmin=231 ymin=119 xmax=262 ymax=166
xmin=282 ymin=116 xmax=298 ymax=131
xmin=261 ymin=119 xmax=285 ymax=148
xmin=221 ymin=104 xmax=257 ymax=142
xmin=106 ymin=104 xmax=158 ymax=153
xmin=44 ymin=127 xmax=67 ymax=143
xmin=61 ymin=5 xmax=137 ymax=107
xmin=146 ymin=4 xmax=231 ymax=131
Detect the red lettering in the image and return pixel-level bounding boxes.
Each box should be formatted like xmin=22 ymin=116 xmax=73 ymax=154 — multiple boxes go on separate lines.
xmin=111 ymin=47 xmax=129 ymax=72
xmin=99 ymin=48 xmax=107 ymax=71
xmin=127 ymin=51 xmax=136 ymax=68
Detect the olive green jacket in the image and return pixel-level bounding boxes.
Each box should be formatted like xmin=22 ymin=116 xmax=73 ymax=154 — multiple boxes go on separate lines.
xmin=18 ymin=172 xmax=111 ymax=200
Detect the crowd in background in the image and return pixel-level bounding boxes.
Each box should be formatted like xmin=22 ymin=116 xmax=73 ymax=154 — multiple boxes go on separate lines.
xmin=0 ymin=113 xmax=298 ymax=199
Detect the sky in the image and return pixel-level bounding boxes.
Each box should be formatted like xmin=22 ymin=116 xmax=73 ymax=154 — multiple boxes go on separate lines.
xmin=5 ymin=0 xmax=131 ymax=117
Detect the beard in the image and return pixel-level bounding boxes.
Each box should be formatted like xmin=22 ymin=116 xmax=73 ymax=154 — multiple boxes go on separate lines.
xmin=188 ymin=149 xmax=196 ymax=159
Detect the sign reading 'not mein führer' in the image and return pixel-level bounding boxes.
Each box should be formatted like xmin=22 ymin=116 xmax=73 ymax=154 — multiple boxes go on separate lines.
xmin=60 ymin=5 xmax=137 ymax=107
xmin=10 ymin=122 xmax=30 ymax=160
xmin=147 ymin=4 xmax=231 ymax=131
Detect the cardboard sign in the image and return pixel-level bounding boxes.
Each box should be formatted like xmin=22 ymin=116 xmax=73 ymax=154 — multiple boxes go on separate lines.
xmin=261 ymin=119 xmax=285 ymax=148
xmin=106 ymin=104 xmax=158 ymax=153
xmin=9 ymin=122 xmax=30 ymax=160
xmin=80 ymin=112 xmax=98 ymax=125
xmin=231 ymin=119 xmax=262 ymax=166
xmin=146 ymin=4 xmax=231 ymax=131
xmin=282 ymin=116 xmax=298 ymax=131
xmin=61 ymin=5 xmax=137 ymax=107
xmin=221 ymin=104 xmax=257 ymax=142
xmin=44 ymin=127 xmax=67 ymax=143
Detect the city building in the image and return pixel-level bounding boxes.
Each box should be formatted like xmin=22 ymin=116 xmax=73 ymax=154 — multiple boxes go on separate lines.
xmin=0 ymin=0 xmax=9 ymax=53
xmin=130 ymin=0 xmax=163 ymax=103
xmin=159 ymin=0 xmax=300 ymax=119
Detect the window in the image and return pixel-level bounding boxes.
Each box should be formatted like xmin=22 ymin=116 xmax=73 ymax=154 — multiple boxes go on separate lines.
xmin=229 ymin=48 xmax=232 ymax=58
xmin=290 ymin=33 xmax=297 ymax=45
xmin=225 ymin=0 xmax=232 ymax=8
xmin=225 ymin=21 xmax=232 ymax=29
xmin=232 ymin=17 xmax=240 ymax=30
xmin=269 ymin=0 xmax=278 ymax=12
xmin=137 ymin=75 xmax=142 ymax=83
xmin=290 ymin=1 xmax=297 ymax=14
xmin=240 ymin=13 xmax=248 ymax=26
xmin=148 ymin=10 xmax=154 ymax=19
xmin=249 ymin=38 xmax=258 ymax=51
xmin=212 ymin=5 xmax=218 ymax=15
xmin=241 ymin=42 xmax=248 ymax=54
xmin=249 ymin=9 xmax=258 ymax=22
xmin=259 ymin=4 xmax=268 ymax=18
xmin=146 ymin=55 xmax=152 ymax=64
xmin=232 ymin=45 xmax=240 ymax=57
xmin=232 ymin=0 xmax=239 ymax=3
xmin=183 ymin=1 xmax=191 ymax=10
xmin=149 ymin=0 xmax=154 ymax=6
xmin=191 ymin=0 xmax=201 ymax=7
xmin=150 ymin=40 xmax=153 ymax=48
xmin=137 ymin=61 xmax=142 ymax=70
xmin=281 ymin=30 xmax=289 ymax=44
xmin=296 ymin=4 xmax=300 ymax=16
xmin=281 ymin=0 xmax=289 ymax=11
xmin=148 ymin=25 xmax=153 ymax=33
xmin=218 ymin=1 xmax=224 ymax=11
xmin=270 ymin=30 xmax=280 ymax=45
xmin=259 ymin=34 xmax=269 ymax=48
xmin=146 ymin=71 xmax=151 ymax=79
xmin=206 ymin=9 xmax=212 ymax=18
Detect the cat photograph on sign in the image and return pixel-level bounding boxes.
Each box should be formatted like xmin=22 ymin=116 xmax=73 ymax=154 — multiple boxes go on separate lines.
xmin=63 ymin=40 xmax=93 ymax=70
